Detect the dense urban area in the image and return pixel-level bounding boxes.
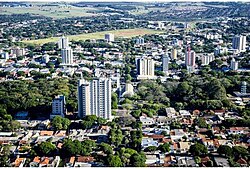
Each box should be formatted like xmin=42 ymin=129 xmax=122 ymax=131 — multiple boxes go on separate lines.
xmin=0 ymin=1 xmax=250 ymax=167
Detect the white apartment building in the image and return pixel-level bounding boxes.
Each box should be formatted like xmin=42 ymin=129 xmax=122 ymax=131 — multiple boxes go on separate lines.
xmin=61 ymin=47 xmax=73 ymax=65
xmin=232 ymin=35 xmax=246 ymax=52
xmin=136 ymin=56 xmax=155 ymax=80
xmin=58 ymin=36 xmax=69 ymax=49
xmin=78 ymin=78 xmax=112 ymax=119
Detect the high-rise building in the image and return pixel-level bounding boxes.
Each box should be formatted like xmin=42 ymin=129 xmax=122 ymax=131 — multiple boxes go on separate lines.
xmin=43 ymin=54 xmax=50 ymax=63
xmin=136 ymin=57 xmax=155 ymax=79
xmin=10 ymin=47 xmax=25 ymax=57
xmin=78 ymin=78 xmax=112 ymax=119
xmin=50 ymin=95 xmax=66 ymax=119
xmin=185 ymin=46 xmax=196 ymax=72
xmin=58 ymin=36 xmax=69 ymax=49
xmin=230 ymin=58 xmax=238 ymax=70
xmin=136 ymin=37 xmax=145 ymax=45
xmin=105 ymin=33 xmax=114 ymax=42
xmin=171 ymin=48 xmax=177 ymax=60
xmin=201 ymin=54 xmax=215 ymax=65
xmin=232 ymin=35 xmax=246 ymax=52
xmin=162 ymin=54 xmax=169 ymax=73
xmin=61 ymin=47 xmax=73 ymax=65
xmin=241 ymin=81 xmax=247 ymax=94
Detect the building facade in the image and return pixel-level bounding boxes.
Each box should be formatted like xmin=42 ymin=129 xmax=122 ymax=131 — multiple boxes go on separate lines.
xmin=185 ymin=46 xmax=196 ymax=72
xmin=78 ymin=78 xmax=112 ymax=119
xmin=58 ymin=36 xmax=69 ymax=49
xmin=136 ymin=57 xmax=155 ymax=80
xmin=50 ymin=95 xmax=66 ymax=119
xmin=162 ymin=54 xmax=169 ymax=73
xmin=201 ymin=54 xmax=215 ymax=65
xmin=232 ymin=35 xmax=246 ymax=52
xmin=230 ymin=58 xmax=239 ymax=71
xmin=61 ymin=47 xmax=73 ymax=65
xmin=105 ymin=33 xmax=114 ymax=42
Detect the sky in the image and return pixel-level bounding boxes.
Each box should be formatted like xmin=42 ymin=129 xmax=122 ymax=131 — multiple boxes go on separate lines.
xmin=1 ymin=0 xmax=250 ymax=2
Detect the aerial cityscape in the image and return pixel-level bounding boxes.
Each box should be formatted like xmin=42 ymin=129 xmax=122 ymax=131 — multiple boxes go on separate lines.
xmin=0 ymin=1 xmax=250 ymax=167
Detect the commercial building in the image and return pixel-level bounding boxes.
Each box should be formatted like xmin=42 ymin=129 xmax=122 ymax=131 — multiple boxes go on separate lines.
xmin=78 ymin=78 xmax=112 ymax=119
xmin=50 ymin=95 xmax=66 ymax=119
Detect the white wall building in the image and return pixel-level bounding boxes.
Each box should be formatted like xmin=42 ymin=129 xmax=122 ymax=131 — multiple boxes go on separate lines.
xmin=58 ymin=36 xmax=69 ymax=49
xmin=78 ymin=78 xmax=112 ymax=119
xmin=201 ymin=54 xmax=215 ymax=65
xmin=61 ymin=47 xmax=73 ymax=65
xmin=136 ymin=57 xmax=155 ymax=80
xmin=230 ymin=58 xmax=239 ymax=71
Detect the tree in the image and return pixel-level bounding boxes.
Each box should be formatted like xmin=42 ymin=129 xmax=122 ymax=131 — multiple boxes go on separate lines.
xmin=112 ymin=93 xmax=118 ymax=109
xmin=35 ymin=141 xmax=56 ymax=156
xmin=0 ymin=144 xmax=11 ymax=167
xmin=107 ymin=155 xmax=123 ymax=167
xmin=158 ymin=143 xmax=170 ymax=153
xmin=217 ymin=145 xmax=233 ymax=157
xmin=144 ymin=146 xmax=157 ymax=152
xmin=194 ymin=117 xmax=207 ymax=128
xmin=232 ymin=146 xmax=249 ymax=158
xmin=51 ymin=116 xmax=71 ymax=130
xmin=130 ymin=153 xmax=146 ymax=167
xmin=189 ymin=143 xmax=208 ymax=156
xmin=99 ymin=143 xmax=113 ymax=155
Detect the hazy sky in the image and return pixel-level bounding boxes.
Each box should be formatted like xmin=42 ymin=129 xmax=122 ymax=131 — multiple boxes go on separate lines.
xmin=1 ymin=0 xmax=250 ymax=2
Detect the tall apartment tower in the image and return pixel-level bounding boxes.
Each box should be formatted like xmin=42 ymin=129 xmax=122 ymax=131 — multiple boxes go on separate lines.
xmin=58 ymin=36 xmax=69 ymax=49
xmin=241 ymin=81 xmax=247 ymax=94
xmin=201 ymin=54 xmax=215 ymax=65
xmin=50 ymin=95 xmax=66 ymax=119
xmin=185 ymin=46 xmax=196 ymax=72
xmin=171 ymin=48 xmax=177 ymax=60
xmin=78 ymin=78 xmax=112 ymax=119
xmin=136 ymin=37 xmax=145 ymax=45
xmin=232 ymin=35 xmax=246 ymax=52
xmin=162 ymin=54 xmax=169 ymax=73
xmin=61 ymin=47 xmax=73 ymax=65
xmin=230 ymin=58 xmax=239 ymax=70
xmin=136 ymin=57 xmax=155 ymax=80
xmin=105 ymin=33 xmax=114 ymax=42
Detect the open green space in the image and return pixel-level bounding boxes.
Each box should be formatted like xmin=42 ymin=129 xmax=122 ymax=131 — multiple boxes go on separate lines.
xmin=0 ymin=5 xmax=98 ymax=19
xmin=22 ymin=28 xmax=165 ymax=45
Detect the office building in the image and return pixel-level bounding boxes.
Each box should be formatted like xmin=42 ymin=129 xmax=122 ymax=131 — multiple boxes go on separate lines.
xmin=201 ymin=54 xmax=215 ymax=65
xmin=58 ymin=36 xmax=69 ymax=49
xmin=185 ymin=46 xmax=196 ymax=72
xmin=136 ymin=57 xmax=155 ymax=80
xmin=162 ymin=54 xmax=169 ymax=73
xmin=230 ymin=58 xmax=238 ymax=71
xmin=78 ymin=78 xmax=112 ymax=119
xmin=50 ymin=95 xmax=66 ymax=119
xmin=232 ymin=35 xmax=246 ymax=52
xmin=171 ymin=48 xmax=177 ymax=60
xmin=105 ymin=33 xmax=114 ymax=42
xmin=61 ymin=47 xmax=73 ymax=65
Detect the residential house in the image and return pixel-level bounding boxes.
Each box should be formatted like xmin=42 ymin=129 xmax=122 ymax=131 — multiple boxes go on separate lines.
xmin=12 ymin=157 xmax=26 ymax=167
xmin=74 ymin=156 xmax=95 ymax=167
xmin=29 ymin=156 xmax=60 ymax=167
xmin=140 ymin=116 xmax=155 ymax=126
xmin=65 ymin=156 xmax=75 ymax=167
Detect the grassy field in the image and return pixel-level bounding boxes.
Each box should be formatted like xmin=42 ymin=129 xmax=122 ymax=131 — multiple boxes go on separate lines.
xmin=23 ymin=29 xmax=164 ymax=45
xmin=0 ymin=5 xmax=98 ymax=19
